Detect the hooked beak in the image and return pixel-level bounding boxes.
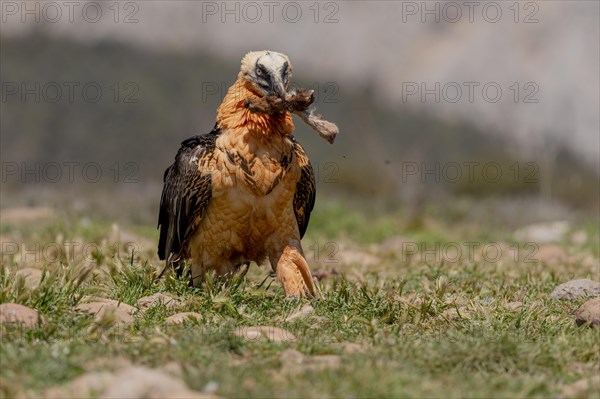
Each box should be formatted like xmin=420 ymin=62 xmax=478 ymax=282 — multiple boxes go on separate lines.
xmin=255 ymin=74 xmax=287 ymax=99
xmin=272 ymin=79 xmax=287 ymax=99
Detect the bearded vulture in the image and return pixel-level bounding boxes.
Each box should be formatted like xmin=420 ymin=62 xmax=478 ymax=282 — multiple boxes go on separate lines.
xmin=158 ymin=51 xmax=317 ymax=297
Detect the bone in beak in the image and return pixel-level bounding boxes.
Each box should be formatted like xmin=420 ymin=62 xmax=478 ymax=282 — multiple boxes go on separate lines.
xmin=292 ymin=109 xmax=339 ymax=144
xmin=244 ymin=88 xmax=339 ymax=144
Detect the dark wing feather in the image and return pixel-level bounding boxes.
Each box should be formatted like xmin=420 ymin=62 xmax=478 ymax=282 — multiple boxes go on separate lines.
xmin=292 ymin=139 xmax=316 ymax=238
xmin=157 ymin=127 xmax=220 ymax=264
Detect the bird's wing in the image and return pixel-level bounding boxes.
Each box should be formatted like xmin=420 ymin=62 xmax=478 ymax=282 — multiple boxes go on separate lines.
xmin=292 ymin=139 xmax=316 ymax=238
xmin=157 ymin=127 xmax=220 ymax=264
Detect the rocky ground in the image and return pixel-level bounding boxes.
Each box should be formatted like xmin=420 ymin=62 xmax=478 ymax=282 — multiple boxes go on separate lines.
xmin=0 ymin=205 xmax=599 ymax=398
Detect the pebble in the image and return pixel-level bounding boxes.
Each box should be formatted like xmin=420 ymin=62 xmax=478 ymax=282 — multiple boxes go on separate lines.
xmin=575 ymin=297 xmax=600 ymax=328
xmin=560 ymin=375 xmax=600 ymax=398
xmin=15 ymin=267 xmax=44 ymax=289
xmin=234 ymin=326 xmax=297 ymax=343
xmin=279 ymin=349 xmax=342 ymax=372
xmin=137 ymin=293 xmax=182 ymax=313
xmin=44 ymin=365 xmax=216 ymax=399
xmin=533 ymin=245 xmax=568 ymax=264
xmin=0 ymin=303 xmax=41 ymax=328
xmin=74 ymin=299 xmax=137 ymax=325
xmin=550 ymin=279 xmax=600 ymax=300
xmin=311 ymin=269 xmax=338 ymax=281
xmin=164 ymin=312 xmax=203 ymax=325
xmin=336 ymin=342 xmax=369 ymax=353
xmin=570 ymin=230 xmax=588 ymax=246
xmin=161 ymin=362 xmax=184 ymax=378
xmin=285 ymin=305 xmax=314 ymax=322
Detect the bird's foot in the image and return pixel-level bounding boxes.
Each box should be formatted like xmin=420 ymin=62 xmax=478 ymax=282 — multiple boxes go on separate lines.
xmin=274 ymin=246 xmax=316 ymax=298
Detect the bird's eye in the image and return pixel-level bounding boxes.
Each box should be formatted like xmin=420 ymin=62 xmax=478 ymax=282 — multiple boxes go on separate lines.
xmin=256 ymin=67 xmax=263 ymax=76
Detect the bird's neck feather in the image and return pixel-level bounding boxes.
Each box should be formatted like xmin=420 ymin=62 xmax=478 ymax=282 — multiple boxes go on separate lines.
xmin=216 ymin=78 xmax=294 ymax=143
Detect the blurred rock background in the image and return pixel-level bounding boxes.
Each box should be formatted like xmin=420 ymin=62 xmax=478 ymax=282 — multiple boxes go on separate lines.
xmin=1 ymin=1 xmax=598 ymax=226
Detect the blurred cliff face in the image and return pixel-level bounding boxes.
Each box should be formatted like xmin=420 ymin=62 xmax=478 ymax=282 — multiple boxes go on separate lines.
xmin=1 ymin=1 xmax=598 ymax=219
xmin=2 ymin=1 xmax=598 ymax=168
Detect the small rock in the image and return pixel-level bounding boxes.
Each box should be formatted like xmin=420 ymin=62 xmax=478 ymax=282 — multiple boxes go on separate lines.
xmin=575 ymin=297 xmax=600 ymax=328
xmin=560 ymin=375 xmax=600 ymax=398
xmin=285 ymin=305 xmax=314 ymax=322
xmin=165 ymin=312 xmax=203 ymax=325
xmin=44 ymin=371 xmax=113 ymax=399
xmin=161 ymin=362 xmax=184 ymax=377
xmin=80 ymin=298 xmax=137 ymax=315
xmin=567 ymin=362 xmax=592 ymax=375
xmin=137 ymin=293 xmax=182 ymax=312
xmin=242 ymin=378 xmax=257 ymax=391
xmin=580 ymin=255 xmax=599 ymax=270
xmin=0 ymin=303 xmax=41 ymax=328
xmin=280 ymin=349 xmax=305 ymax=364
xmin=570 ymin=230 xmax=588 ymax=246
xmin=337 ymin=342 xmax=369 ymax=353
xmin=311 ymin=355 xmax=342 ymax=369
xmin=279 ymin=349 xmax=342 ymax=371
xmin=311 ymin=268 xmax=338 ymax=281
xmin=44 ymin=365 xmax=215 ymax=399
xmin=550 ymin=279 xmax=600 ymax=300
xmin=84 ymin=356 xmax=132 ymax=372
xmin=533 ymin=245 xmax=568 ymax=264
xmin=15 ymin=267 xmax=44 ymax=289
xmin=234 ymin=326 xmax=297 ymax=343
xmin=311 ymin=269 xmax=328 ymax=280
xmin=203 ymin=381 xmax=219 ymax=394
xmin=514 ymin=221 xmax=569 ymax=243
xmin=75 ymin=299 xmax=137 ymax=325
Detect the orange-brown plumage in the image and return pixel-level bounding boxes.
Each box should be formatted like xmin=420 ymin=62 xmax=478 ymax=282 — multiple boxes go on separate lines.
xmin=158 ymin=51 xmax=316 ymax=297
xmin=217 ymin=78 xmax=294 ymax=140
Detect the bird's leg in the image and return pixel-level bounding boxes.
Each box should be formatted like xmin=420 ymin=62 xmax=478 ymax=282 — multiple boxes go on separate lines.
xmin=270 ymin=245 xmax=315 ymax=297
xmin=190 ymin=259 xmax=206 ymax=287
xmin=190 ymin=250 xmax=214 ymax=287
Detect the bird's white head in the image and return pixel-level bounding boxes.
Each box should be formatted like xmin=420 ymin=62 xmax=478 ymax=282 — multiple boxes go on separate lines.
xmin=239 ymin=50 xmax=292 ymax=99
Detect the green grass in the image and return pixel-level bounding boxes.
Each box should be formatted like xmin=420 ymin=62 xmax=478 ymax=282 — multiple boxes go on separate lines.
xmin=1 ymin=204 xmax=599 ymax=399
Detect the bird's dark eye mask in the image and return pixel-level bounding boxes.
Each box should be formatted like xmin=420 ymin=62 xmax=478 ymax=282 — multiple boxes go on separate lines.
xmin=255 ymin=63 xmax=270 ymax=78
